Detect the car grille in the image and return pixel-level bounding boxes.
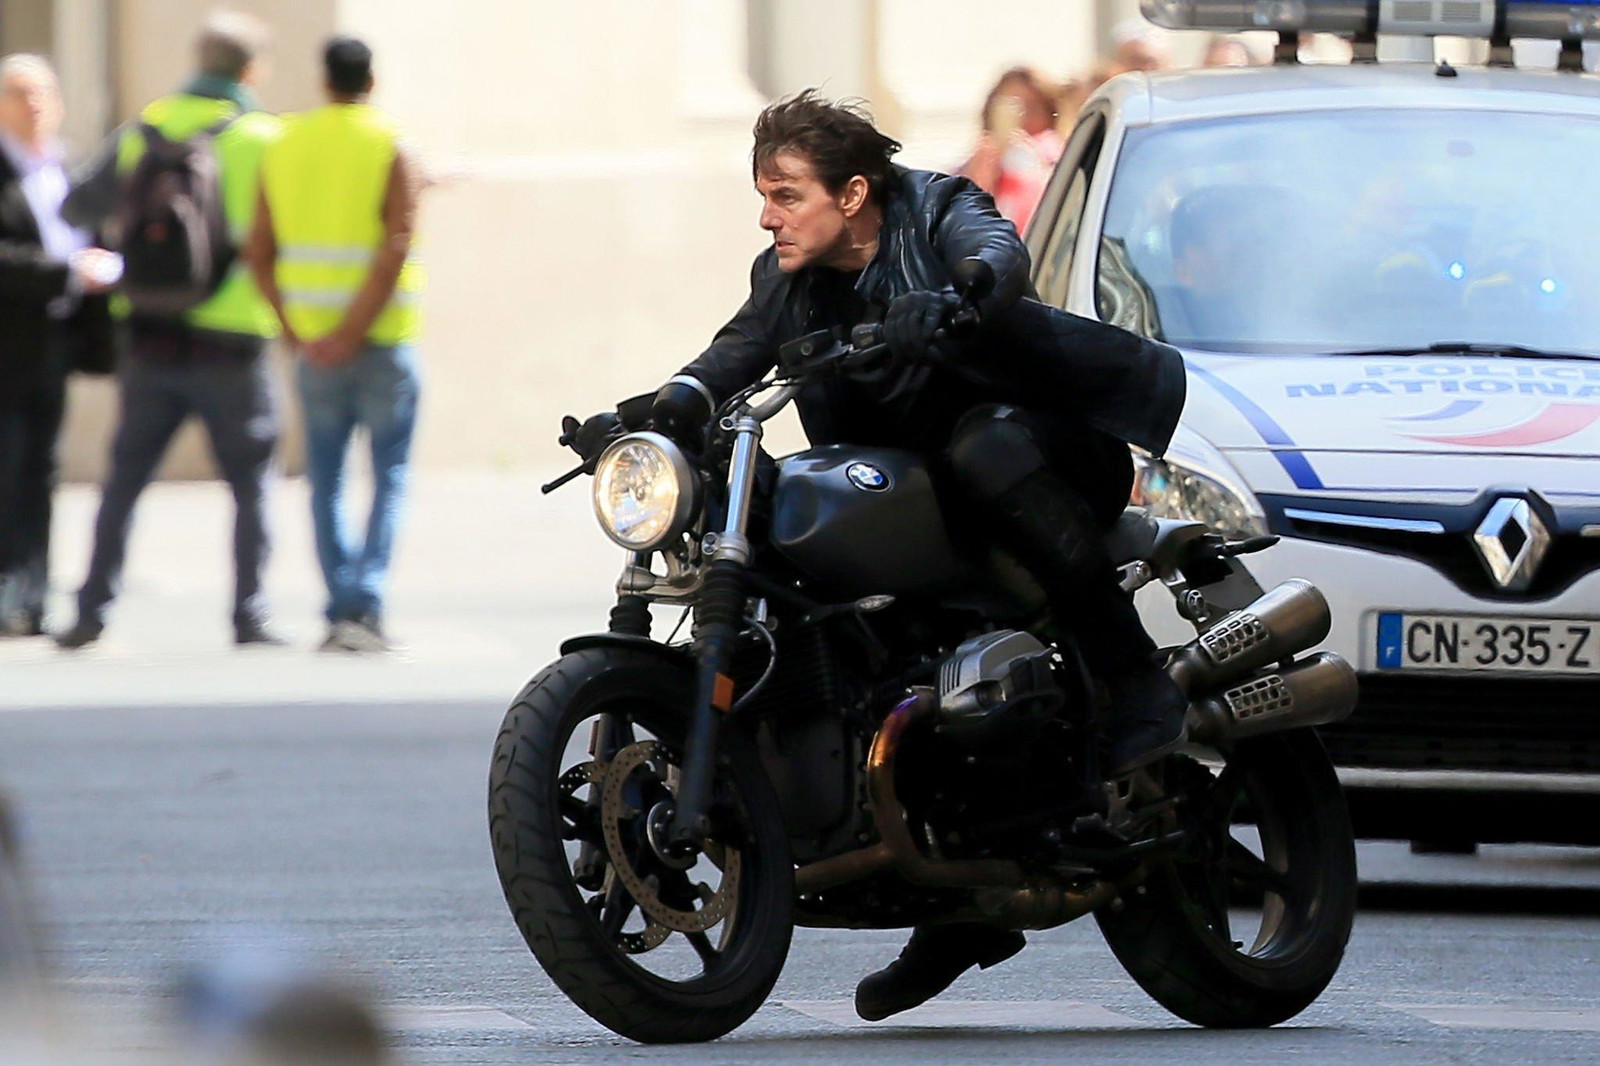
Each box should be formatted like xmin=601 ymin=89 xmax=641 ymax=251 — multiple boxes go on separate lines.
xmin=1259 ymin=492 xmax=1600 ymax=601
xmin=1320 ymin=674 xmax=1600 ymax=772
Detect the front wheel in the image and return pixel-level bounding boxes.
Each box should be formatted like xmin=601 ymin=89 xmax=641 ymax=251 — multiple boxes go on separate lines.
xmin=1097 ymin=729 xmax=1357 ymax=1028
xmin=488 ymin=648 xmax=794 ymax=1043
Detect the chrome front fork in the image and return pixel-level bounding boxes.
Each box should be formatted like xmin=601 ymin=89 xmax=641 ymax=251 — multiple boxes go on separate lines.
xmin=662 ymin=411 xmax=765 ymax=853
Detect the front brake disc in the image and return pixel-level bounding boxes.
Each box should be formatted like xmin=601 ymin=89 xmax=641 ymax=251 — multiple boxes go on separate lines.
xmin=599 ymin=740 xmax=740 ymax=933
xmin=562 ymin=760 xmax=671 ymax=952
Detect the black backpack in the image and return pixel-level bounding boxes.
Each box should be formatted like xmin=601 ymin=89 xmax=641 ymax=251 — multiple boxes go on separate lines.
xmin=115 ymin=117 xmax=236 ymax=317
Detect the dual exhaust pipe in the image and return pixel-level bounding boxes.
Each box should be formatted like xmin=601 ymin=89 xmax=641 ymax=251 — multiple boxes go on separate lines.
xmin=1166 ymin=579 xmax=1357 ymax=744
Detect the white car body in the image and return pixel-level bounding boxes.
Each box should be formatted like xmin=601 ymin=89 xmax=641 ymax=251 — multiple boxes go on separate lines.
xmin=1026 ymin=62 xmax=1600 ymax=843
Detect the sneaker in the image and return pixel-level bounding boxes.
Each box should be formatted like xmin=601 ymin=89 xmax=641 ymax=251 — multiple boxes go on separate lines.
xmin=234 ymin=618 xmax=290 ymax=647
xmin=854 ymin=924 xmax=1025 ymax=1022
xmin=1104 ymin=665 xmax=1190 ymax=776
xmin=327 ymin=618 xmax=393 ymax=654
xmin=317 ymin=625 xmax=346 ymax=653
xmin=55 ymin=618 xmax=104 ymax=651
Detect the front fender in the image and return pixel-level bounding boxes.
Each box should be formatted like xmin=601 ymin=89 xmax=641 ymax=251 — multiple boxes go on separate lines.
xmin=559 ymin=632 xmax=691 ymax=661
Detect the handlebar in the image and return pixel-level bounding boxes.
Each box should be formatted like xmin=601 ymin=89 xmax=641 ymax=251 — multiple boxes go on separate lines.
xmin=542 ymin=464 xmax=588 ymax=495
xmin=785 ymin=297 xmax=979 ymax=380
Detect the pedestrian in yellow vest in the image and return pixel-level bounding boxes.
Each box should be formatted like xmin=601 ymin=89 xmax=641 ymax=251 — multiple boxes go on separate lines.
xmin=56 ymin=11 xmax=286 ymax=651
xmin=247 ymin=36 xmax=423 ymax=654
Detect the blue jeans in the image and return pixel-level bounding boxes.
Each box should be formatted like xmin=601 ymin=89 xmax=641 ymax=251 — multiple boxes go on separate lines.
xmin=296 ymin=344 xmax=420 ymax=623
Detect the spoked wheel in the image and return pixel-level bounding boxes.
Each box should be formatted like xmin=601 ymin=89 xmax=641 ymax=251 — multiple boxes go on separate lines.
xmin=489 ymin=648 xmax=793 ymax=1043
xmin=1097 ymin=729 xmax=1357 ymax=1028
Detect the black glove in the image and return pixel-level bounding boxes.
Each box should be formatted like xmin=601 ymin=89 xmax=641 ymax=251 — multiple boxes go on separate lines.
xmin=566 ymin=411 xmax=621 ymax=463
xmin=882 ymin=290 xmax=959 ymax=364
xmin=650 ymin=378 xmax=713 ymax=448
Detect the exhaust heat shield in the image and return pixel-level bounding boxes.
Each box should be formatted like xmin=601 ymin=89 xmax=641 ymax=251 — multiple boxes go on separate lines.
xmin=1166 ymin=579 xmax=1331 ymax=696
xmin=1187 ymin=651 xmax=1358 ymax=745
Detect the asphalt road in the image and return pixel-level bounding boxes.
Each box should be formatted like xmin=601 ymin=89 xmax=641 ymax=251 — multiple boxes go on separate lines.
xmin=1 ymin=699 xmax=1598 ymax=1065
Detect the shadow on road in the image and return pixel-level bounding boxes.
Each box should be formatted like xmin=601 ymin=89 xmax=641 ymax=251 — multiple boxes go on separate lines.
xmin=1358 ymin=882 xmax=1600 ymax=916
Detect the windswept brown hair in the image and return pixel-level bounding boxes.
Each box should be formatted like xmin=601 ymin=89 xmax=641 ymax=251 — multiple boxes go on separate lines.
xmin=751 ymin=89 xmax=902 ymax=206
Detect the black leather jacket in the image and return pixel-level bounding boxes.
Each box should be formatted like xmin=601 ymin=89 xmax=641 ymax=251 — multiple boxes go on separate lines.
xmin=678 ymin=165 xmax=1185 ymax=456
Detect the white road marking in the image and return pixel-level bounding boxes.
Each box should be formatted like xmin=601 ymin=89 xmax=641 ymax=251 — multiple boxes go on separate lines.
xmin=780 ymin=1000 xmax=1134 ymax=1029
xmin=387 ymin=1006 xmax=532 ymax=1031
xmin=1396 ymin=1004 xmax=1600 ymax=1033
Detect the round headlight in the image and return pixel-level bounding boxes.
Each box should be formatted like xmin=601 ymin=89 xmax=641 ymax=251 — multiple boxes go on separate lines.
xmin=592 ymin=432 xmax=699 ymax=551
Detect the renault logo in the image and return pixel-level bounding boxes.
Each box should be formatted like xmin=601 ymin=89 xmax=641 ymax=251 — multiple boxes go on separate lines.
xmin=1472 ymin=497 xmax=1550 ymax=592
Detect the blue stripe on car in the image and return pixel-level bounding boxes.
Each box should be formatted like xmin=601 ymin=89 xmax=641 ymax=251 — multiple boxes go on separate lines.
xmin=1183 ymin=359 xmax=1325 ymax=490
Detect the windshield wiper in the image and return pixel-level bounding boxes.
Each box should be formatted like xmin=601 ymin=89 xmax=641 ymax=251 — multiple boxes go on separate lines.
xmin=1327 ymin=342 xmax=1600 ymax=362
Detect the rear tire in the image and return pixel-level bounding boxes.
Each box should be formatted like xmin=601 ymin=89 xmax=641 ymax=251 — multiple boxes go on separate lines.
xmin=1097 ymin=729 xmax=1356 ymax=1027
xmin=488 ymin=648 xmax=794 ymax=1043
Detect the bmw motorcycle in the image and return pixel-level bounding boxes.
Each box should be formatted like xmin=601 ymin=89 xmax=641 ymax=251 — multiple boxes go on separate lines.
xmin=488 ymin=273 xmax=1360 ymax=1043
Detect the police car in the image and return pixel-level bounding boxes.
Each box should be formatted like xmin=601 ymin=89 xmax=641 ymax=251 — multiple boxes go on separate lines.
xmin=1026 ymin=0 xmax=1600 ymax=847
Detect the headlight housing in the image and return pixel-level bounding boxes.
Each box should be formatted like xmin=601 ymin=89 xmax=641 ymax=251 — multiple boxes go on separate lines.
xmin=592 ymin=432 xmax=700 ymax=551
xmin=1131 ymin=430 xmax=1267 ymax=539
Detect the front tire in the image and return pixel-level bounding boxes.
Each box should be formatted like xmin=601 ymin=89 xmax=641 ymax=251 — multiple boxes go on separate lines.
xmin=488 ymin=648 xmax=794 ymax=1043
xmin=1097 ymin=729 xmax=1356 ymax=1028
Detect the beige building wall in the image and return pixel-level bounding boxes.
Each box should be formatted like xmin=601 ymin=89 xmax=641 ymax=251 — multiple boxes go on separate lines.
xmin=40 ymin=0 xmax=1138 ymax=481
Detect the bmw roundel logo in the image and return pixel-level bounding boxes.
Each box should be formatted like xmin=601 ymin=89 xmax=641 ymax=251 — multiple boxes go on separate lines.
xmin=846 ymin=462 xmax=891 ymax=492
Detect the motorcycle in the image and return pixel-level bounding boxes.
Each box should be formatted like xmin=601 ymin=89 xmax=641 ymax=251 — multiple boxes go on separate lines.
xmin=488 ymin=268 xmax=1360 ymax=1043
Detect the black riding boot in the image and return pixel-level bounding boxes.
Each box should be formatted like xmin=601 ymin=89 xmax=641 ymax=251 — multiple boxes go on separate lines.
xmin=991 ymin=469 xmax=1188 ymax=775
xmin=855 ymin=923 xmax=1026 ymax=1021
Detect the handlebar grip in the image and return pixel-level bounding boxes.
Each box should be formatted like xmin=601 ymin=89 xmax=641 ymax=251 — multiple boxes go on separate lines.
xmin=850 ymin=322 xmax=883 ymax=350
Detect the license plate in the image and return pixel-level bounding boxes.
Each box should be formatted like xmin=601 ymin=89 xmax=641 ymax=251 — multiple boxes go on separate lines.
xmin=1377 ymin=613 xmax=1600 ymax=676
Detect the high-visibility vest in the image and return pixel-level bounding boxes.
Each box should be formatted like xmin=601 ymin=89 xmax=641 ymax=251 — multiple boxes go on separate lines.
xmin=261 ymin=104 xmax=423 ymax=345
xmin=116 ymin=93 xmax=283 ymax=338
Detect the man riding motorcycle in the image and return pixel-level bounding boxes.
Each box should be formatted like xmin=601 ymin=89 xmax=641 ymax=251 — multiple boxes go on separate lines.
xmin=573 ymin=90 xmax=1190 ymax=1022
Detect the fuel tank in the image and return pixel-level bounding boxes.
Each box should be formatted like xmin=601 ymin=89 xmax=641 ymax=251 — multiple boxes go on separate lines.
xmin=769 ymin=445 xmax=966 ymax=598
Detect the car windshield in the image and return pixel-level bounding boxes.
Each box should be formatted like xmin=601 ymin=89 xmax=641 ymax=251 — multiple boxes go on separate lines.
xmin=1097 ymin=108 xmax=1600 ymax=356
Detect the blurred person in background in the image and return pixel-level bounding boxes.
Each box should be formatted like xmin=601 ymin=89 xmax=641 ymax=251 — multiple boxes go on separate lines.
xmin=1104 ymin=18 xmax=1173 ymax=76
xmin=1202 ymin=34 xmax=1255 ymax=67
xmin=0 ymin=54 xmax=117 ymax=638
xmin=959 ymin=67 xmax=1063 ymax=234
xmin=55 ymin=11 xmax=287 ymax=651
xmin=248 ymin=36 xmax=424 ymax=655
xmin=1055 ymin=75 xmax=1090 ymax=134
xmin=1081 ymin=20 xmax=1173 ymax=103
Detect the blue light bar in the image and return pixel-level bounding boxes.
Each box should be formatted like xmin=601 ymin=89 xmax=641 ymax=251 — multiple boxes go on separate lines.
xmin=1143 ymin=0 xmax=1600 ymax=40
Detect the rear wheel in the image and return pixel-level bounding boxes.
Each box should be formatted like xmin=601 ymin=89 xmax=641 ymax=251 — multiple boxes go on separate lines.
xmin=1097 ymin=729 xmax=1356 ymax=1027
xmin=488 ymin=648 xmax=793 ymax=1043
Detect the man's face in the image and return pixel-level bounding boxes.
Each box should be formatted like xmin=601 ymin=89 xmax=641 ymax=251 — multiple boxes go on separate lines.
xmin=0 ymin=66 xmax=61 ymax=147
xmin=756 ymin=151 xmax=856 ymax=273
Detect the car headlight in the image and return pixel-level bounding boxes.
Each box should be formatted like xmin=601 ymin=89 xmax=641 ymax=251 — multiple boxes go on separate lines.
xmin=592 ymin=432 xmax=700 ymax=551
xmin=1131 ymin=431 xmax=1266 ymax=539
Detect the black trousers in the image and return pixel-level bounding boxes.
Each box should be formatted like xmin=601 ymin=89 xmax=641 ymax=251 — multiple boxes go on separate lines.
xmin=76 ymin=327 xmax=278 ymax=629
xmin=944 ymin=403 xmax=1153 ymax=676
xmin=0 ymin=326 xmax=70 ymax=632
xmin=944 ymin=403 xmax=1132 ymax=526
